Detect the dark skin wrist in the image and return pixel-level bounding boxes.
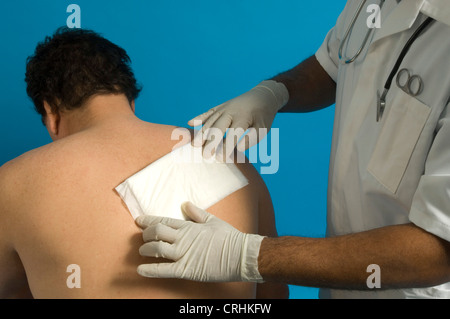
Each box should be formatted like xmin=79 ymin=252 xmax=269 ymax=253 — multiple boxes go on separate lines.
xmin=271 ymin=55 xmax=337 ymax=113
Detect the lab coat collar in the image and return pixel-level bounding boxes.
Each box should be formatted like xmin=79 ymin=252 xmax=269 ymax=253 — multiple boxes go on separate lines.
xmin=421 ymin=0 xmax=450 ymax=27
xmin=372 ymin=0 xmax=450 ymax=44
xmin=372 ymin=0 xmax=426 ymax=44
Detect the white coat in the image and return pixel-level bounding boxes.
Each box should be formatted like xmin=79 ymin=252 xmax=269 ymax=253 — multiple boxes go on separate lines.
xmin=315 ymin=0 xmax=450 ymax=298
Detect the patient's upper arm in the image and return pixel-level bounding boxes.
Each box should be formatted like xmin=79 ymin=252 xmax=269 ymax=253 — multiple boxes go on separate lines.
xmin=233 ymin=161 xmax=278 ymax=237
xmin=234 ymin=161 xmax=290 ymax=299
xmin=0 ymin=224 xmax=13 ymax=298
xmin=0 ymin=166 xmax=11 ymax=297
xmin=0 ymin=165 xmax=32 ymax=298
xmin=0 ymin=242 xmax=32 ymax=299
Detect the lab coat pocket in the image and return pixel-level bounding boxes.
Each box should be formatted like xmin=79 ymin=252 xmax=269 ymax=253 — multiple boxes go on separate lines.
xmin=368 ymin=91 xmax=431 ymax=194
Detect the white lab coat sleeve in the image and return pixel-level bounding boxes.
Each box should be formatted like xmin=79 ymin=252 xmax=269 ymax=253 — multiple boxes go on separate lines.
xmin=409 ymin=101 xmax=450 ymax=242
xmin=314 ymin=4 xmax=349 ymax=83
xmin=315 ymin=27 xmax=340 ymax=83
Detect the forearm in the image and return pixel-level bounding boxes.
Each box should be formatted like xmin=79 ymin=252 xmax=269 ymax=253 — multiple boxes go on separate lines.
xmin=258 ymin=223 xmax=450 ymax=290
xmin=271 ymin=55 xmax=336 ymax=113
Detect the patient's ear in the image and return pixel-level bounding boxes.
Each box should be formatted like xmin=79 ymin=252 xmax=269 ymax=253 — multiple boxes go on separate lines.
xmin=43 ymin=101 xmax=60 ymax=140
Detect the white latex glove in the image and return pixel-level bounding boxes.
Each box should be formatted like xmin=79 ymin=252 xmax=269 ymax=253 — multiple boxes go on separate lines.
xmin=136 ymin=202 xmax=265 ymax=283
xmin=188 ymin=80 xmax=289 ymax=157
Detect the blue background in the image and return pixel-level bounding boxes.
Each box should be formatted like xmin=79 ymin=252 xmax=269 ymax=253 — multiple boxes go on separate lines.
xmin=0 ymin=0 xmax=347 ymax=299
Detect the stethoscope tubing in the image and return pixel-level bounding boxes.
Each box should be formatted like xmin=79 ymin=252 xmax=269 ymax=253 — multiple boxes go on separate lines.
xmin=338 ymin=0 xmax=436 ymax=122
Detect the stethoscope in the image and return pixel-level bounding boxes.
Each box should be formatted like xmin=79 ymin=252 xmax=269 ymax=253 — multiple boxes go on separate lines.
xmin=339 ymin=0 xmax=436 ymax=121
xmin=338 ymin=0 xmax=386 ymax=64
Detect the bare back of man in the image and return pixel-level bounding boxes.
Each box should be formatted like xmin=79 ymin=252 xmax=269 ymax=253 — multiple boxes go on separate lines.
xmin=0 ymin=94 xmax=287 ymax=299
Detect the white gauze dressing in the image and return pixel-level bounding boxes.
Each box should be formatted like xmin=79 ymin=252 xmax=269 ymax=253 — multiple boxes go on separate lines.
xmin=115 ymin=143 xmax=249 ymax=220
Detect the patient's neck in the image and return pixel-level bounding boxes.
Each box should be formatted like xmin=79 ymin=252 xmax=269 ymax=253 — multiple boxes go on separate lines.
xmin=58 ymin=94 xmax=137 ymax=137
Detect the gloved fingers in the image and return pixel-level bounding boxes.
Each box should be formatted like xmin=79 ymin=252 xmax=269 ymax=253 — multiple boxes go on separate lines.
xmin=200 ymin=109 xmax=222 ymax=136
xmin=181 ymin=202 xmax=212 ymax=224
xmin=187 ymin=106 xmax=219 ymax=127
xmin=142 ymin=223 xmax=178 ymax=243
xmin=190 ymin=107 xmax=222 ymax=147
xmin=136 ymin=215 xmax=187 ymax=230
xmin=218 ymin=120 xmax=250 ymax=160
xmin=236 ymin=126 xmax=268 ymax=151
xmin=208 ymin=113 xmax=233 ymax=140
xmin=137 ymin=263 xmax=177 ymax=279
xmin=229 ymin=119 xmax=251 ymax=140
xmin=190 ymin=111 xmax=222 ymax=148
xmin=203 ymin=113 xmax=232 ymax=157
xmin=139 ymin=241 xmax=178 ymax=260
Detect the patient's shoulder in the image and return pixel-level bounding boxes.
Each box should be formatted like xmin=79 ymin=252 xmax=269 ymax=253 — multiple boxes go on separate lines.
xmin=0 ymin=152 xmax=37 ymax=230
xmin=0 ymin=149 xmax=39 ymax=197
xmin=0 ymin=142 xmax=60 ymax=179
xmin=0 ymin=139 xmax=82 ymax=205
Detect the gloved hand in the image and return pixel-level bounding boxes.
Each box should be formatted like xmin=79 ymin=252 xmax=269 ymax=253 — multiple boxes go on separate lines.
xmin=136 ymin=202 xmax=265 ymax=283
xmin=188 ymin=80 xmax=289 ymax=157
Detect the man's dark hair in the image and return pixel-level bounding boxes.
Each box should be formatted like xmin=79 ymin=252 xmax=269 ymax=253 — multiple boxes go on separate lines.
xmin=25 ymin=27 xmax=142 ymax=123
